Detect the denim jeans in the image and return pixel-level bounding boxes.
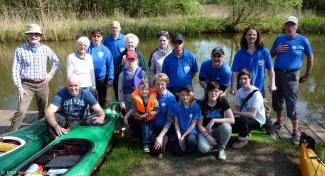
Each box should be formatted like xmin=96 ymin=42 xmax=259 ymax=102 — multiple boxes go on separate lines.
xmin=140 ymin=121 xmax=154 ymax=145
xmin=197 ymin=123 xmax=232 ymax=153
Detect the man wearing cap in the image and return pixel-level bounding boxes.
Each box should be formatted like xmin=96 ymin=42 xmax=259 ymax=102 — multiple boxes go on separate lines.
xmin=199 ymin=47 xmax=231 ymax=91
xmin=10 ymin=23 xmax=60 ymax=131
xmin=162 ymin=33 xmax=198 ymax=99
xmin=270 ymin=16 xmax=314 ymax=144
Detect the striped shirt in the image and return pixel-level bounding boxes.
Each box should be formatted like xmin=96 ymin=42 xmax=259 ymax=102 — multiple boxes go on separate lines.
xmin=12 ymin=42 xmax=60 ymax=89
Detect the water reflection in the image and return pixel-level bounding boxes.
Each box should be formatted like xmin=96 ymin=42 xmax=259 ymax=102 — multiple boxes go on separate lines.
xmin=1 ymin=33 xmax=324 ymax=120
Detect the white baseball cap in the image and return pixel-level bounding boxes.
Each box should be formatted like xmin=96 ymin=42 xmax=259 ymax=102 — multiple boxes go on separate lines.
xmin=284 ymin=16 xmax=298 ymax=25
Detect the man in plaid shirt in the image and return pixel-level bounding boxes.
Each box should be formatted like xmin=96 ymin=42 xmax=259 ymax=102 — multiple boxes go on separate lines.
xmin=10 ymin=23 xmax=60 ymax=131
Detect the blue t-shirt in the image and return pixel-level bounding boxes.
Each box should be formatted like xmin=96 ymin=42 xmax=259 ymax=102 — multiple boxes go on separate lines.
xmin=271 ymin=34 xmax=313 ymax=70
xmin=162 ymin=49 xmax=198 ymax=90
xmin=199 ymin=60 xmax=231 ymax=88
xmin=154 ymin=90 xmax=176 ymax=127
xmin=232 ymin=47 xmax=273 ymax=93
xmin=51 ymin=88 xmax=98 ymax=119
xmin=103 ymin=34 xmax=126 ymax=63
xmin=87 ymin=43 xmax=114 ymax=81
xmin=170 ymin=101 xmax=201 ymax=135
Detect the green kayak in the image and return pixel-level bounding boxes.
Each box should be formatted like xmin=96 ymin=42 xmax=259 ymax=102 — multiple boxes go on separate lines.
xmin=9 ymin=102 xmax=120 ymax=176
xmin=0 ymin=120 xmax=52 ymax=175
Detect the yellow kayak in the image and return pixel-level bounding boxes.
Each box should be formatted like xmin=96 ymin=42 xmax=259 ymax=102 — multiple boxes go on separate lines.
xmin=300 ymin=133 xmax=325 ymax=176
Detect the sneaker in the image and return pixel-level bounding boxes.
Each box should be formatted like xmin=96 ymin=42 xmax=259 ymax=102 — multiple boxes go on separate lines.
xmin=232 ymin=140 xmax=248 ymax=149
xmin=143 ymin=145 xmax=150 ymax=153
xmin=273 ymin=121 xmax=283 ymax=130
xmin=158 ymin=153 xmax=163 ymax=159
xmin=217 ymin=150 xmax=226 ymax=160
xmin=292 ymin=133 xmax=300 ymax=145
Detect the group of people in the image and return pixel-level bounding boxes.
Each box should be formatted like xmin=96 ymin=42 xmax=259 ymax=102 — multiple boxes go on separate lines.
xmin=9 ymin=15 xmax=313 ymax=160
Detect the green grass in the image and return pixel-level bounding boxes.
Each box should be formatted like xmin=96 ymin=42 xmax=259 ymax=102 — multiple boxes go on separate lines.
xmin=94 ymin=129 xmax=325 ymax=175
xmin=1 ymin=14 xmax=325 ymax=42
xmin=316 ymin=11 xmax=325 ymax=17
xmin=94 ymin=134 xmax=148 ymax=176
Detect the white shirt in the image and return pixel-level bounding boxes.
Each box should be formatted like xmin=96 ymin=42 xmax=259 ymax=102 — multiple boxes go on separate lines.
xmin=66 ymin=52 xmax=96 ymax=89
xmin=235 ymin=86 xmax=266 ymax=126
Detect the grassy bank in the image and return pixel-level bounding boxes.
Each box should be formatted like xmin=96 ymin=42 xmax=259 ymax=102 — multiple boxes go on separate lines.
xmin=1 ymin=14 xmax=325 ymax=43
xmin=94 ymin=130 xmax=325 ymax=176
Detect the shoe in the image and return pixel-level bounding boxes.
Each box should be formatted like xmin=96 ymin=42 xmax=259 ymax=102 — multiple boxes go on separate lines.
xmin=143 ymin=145 xmax=150 ymax=153
xmin=292 ymin=133 xmax=300 ymax=145
xmin=217 ymin=150 xmax=226 ymax=160
xmin=232 ymin=140 xmax=248 ymax=149
xmin=158 ymin=153 xmax=163 ymax=159
xmin=273 ymin=121 xmax=283 ymax=130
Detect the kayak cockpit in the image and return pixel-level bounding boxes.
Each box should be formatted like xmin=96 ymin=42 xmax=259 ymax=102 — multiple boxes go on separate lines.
xmin=17 ymin=138 xmax=93 ymax=175
xmin=0 ymin=136 xmax=26 ymax=157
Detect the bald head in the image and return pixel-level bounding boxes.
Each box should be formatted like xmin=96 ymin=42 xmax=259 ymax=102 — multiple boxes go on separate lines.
xmin=110 ymin=21 xmax=121 ymax=38
xmin=67 ymin=75 xmax=81 ymax=96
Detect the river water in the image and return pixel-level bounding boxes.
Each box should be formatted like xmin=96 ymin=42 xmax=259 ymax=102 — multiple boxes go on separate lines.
xmin=1 ymin=33 xmax=324 ymax=120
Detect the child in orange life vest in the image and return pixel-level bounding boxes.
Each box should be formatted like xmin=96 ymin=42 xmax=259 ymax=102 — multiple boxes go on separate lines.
xmin=124 ymin=79 xmax=159 ymax=153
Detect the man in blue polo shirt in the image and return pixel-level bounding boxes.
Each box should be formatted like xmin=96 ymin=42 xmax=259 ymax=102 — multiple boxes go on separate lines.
xmin=103 ymin=21 xmax=125 ymax=62
xmin=162 ymin=33 xmax=198 ymax=99
xmin=103 ymin=21 xmax=126 ymax=100
xmin=270 ymin=16 xmax=314 ymax=145
xmin=199 ymin=47 xmax=231 ymax=91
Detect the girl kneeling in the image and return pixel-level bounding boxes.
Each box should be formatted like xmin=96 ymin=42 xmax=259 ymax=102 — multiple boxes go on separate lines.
xmin=197 ymin=81 xmax=234 ymax=160
xmin=171 ymin=85 xmax=201 ymax=156
xmin=232 ymin=69 xmax=266 ymax=148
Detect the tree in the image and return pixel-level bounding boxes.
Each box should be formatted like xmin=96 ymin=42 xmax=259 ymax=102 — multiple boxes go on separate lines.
xmin=222 ymin=0 xmax=303 ymax=30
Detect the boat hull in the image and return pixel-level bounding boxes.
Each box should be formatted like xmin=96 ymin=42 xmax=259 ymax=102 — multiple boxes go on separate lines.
xmin=0 ymin=121 xmax=51 ymax=175
xmin=10 ymin=102 xmax=120 ymax=176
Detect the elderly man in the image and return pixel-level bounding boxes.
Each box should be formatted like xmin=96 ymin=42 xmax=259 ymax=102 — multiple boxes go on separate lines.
xmin=104 ymin=20 xmax=126 ymax=63
xmin=270 ymin=16 xmax=314 ymax=144
xmin=162 ymin=33 xmax=198 ymax=99
xmin=10 ymin=23 xmax=60 ymax=131
xmin=199 ymin=47 xmax=231 ymax=91
xmin=46 ymin=75 xmax=105 ymax=136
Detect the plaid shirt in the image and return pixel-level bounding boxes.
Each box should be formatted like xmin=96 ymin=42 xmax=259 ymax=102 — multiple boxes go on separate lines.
xmin=12 ymin=42 xmax=60 ymax=89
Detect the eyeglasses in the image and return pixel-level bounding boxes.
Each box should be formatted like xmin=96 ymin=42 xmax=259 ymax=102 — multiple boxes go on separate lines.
xmin=209 ymin=89 xmax=220 ymax=93
xmin=92 ymin=35 xmax=102 ymax=38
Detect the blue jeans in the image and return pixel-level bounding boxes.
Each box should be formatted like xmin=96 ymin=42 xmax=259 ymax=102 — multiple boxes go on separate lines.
xmin=197 ymin=123 xmax=232 ymax=153
xmin=140 ymin=121 xmax=154 ymax=145
xmin=173 ymin=133 xmax=197 ymax=156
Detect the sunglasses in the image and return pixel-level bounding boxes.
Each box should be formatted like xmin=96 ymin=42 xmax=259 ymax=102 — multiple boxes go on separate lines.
xmin=92 ymin=35 xmax=102 ymax=38
xmin=172 ymin=40 xmax=183 ymax=45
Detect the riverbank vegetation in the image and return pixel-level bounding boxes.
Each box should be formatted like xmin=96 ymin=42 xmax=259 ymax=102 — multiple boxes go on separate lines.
xmin=1 ymin=0 xmax=325 ymax=42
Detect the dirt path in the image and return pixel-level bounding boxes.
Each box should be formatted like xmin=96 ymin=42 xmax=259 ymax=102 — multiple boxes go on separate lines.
xmin=129 ymin=142 xmax=300 ymax=176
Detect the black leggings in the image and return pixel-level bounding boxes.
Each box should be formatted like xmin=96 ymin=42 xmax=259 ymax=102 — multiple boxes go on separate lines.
xmin=232 ymin=116 xmax=261 ymax=137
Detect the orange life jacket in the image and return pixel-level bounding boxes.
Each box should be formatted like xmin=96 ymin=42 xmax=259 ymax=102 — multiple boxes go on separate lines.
xmin=131 ymin=88 xmax=157 ymax=122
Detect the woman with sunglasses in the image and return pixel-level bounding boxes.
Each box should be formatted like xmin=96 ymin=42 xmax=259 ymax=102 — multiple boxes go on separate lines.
xmin=87 ymin=28 xmax=114 ymax=108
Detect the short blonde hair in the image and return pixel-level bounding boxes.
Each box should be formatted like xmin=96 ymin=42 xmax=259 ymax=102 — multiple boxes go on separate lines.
xmin=76 ymin=36 xmax=90 ymax=48
xmin=125 ymin=33 xmax=139 ymax=46
xmin=153 ymin=73 xmax=169 ymax=86
xmin=137 ymin=79 xmax=150 ymax=89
